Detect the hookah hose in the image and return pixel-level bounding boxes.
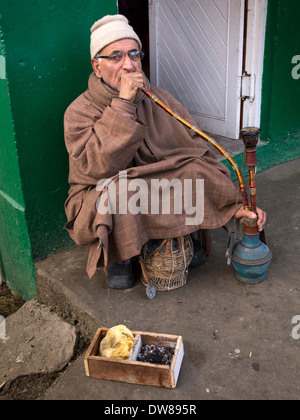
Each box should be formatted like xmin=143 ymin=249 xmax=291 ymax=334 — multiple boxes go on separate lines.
xmin=141 ymin=87 xmax=250 ymax=211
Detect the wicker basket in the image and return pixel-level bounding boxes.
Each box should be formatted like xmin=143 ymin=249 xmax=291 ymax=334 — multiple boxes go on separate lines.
xmin=139 ymin=236 xmax=194 ymax=292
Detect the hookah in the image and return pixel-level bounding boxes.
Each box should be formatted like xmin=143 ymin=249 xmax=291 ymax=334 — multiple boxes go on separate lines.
xmin=231 ymin=127 xmax=272 ymax=283
xmin=141 ymin=88 xmax=272 ymax=284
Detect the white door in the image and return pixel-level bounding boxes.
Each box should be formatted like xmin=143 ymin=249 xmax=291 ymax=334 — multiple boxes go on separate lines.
xmin=149 ymin=0 xmax=245 ymax=139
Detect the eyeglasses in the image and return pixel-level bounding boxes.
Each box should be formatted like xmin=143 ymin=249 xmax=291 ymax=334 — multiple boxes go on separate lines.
xmin=96 ymin=50 xmax=145 ymax=63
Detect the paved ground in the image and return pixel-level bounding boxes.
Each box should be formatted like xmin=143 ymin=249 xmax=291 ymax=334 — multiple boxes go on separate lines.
xmin=11 ymin=159 xmax=300 ymax=400
xmin=0 ymin=300 xmax=77 ymax=387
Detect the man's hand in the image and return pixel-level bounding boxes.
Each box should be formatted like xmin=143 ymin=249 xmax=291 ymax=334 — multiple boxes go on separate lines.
xmin=235 ymin=207 xmax=267 ymax=232
xmin=119 ymin=72 xmax=145 ymax=102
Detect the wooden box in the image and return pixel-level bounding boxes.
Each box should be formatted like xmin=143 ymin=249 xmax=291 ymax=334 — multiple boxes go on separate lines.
xmin=84 ymin=328 xmax=184 ymax=388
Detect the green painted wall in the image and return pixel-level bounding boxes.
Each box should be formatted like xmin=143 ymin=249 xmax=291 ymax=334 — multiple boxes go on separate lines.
xmin=0 ymin=31 xmax=36 ymax=300
xmin=259 ymin=0 xmax=300 ymax=168
xmin=0 ymin=0 xmax=117 ymax=298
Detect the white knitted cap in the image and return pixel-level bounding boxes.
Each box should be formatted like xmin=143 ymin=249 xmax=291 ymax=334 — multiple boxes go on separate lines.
xmin=90 ymin=14 xmax=142 ymax=59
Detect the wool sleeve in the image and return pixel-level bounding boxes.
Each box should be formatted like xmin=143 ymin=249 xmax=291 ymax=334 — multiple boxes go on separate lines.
xmin=64 ymin=98 xmax=146 ymax=182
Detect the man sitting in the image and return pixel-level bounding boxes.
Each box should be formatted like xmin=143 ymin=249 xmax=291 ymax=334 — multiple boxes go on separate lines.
xmin=64 ymin=15 xmax=266 ymax=289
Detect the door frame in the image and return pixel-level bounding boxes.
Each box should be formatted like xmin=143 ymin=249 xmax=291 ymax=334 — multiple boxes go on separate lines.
xmin=242 ymin=0 xmax=268 ymax=129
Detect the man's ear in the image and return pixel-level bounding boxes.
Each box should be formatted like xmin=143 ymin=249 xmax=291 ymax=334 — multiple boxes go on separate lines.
xmin=91 ymin=58 xmax=102 ymax=79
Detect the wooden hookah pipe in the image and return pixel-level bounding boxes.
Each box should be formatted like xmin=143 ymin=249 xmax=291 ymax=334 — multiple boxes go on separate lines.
xmin=141 ymin=87 xmax=250 ymax=210
xmin=240 ymin=127 xmax=261 ymax=236
xmin=140 ymin=88 xmax=272 ymax=285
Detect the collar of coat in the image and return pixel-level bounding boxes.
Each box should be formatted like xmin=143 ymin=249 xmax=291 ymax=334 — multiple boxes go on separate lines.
xmin=88 ymin=72 xmax=150 ymax=109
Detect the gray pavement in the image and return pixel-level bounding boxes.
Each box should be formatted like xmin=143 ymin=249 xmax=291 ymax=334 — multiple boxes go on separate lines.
xmin=0 ymin=301 xmax=77 ymax=388
xmin=27 ymin=159 xmax=300 ymax=399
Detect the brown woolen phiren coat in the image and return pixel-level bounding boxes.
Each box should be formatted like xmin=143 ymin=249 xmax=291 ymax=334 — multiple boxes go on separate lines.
xmin=64 ymin=73 xmax=241 ymax=279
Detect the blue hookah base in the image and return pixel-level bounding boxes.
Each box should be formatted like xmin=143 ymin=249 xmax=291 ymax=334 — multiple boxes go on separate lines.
xmin=231 ymin=233 xmax=272 ymax=285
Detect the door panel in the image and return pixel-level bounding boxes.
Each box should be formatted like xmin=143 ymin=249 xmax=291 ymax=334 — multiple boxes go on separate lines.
xmin=149 ymin=0 xmax=245 ymax=139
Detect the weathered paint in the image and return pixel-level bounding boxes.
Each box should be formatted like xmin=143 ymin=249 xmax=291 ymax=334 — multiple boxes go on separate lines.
xmin=260 ymin=0 xmax=300 ymax=159
xmin=0 ymin=1 xmax=117 ymax=298
xmin=0 ymin=34 xmax=36 ymax=300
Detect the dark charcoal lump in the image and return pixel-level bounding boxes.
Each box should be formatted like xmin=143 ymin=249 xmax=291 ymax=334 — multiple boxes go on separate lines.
xmin=137 ymin=344 xmax=175 ymax=365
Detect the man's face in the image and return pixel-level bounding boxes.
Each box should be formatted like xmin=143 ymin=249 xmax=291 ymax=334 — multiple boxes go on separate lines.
xmin=92 ymin=39 xmax=142 ymax=91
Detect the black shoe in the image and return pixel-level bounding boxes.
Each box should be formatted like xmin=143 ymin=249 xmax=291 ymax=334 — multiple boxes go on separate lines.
xmin=190 ymin=237 xmax=207 ymax=268
xmin=105 ymin=262 xmax=136 ymax=289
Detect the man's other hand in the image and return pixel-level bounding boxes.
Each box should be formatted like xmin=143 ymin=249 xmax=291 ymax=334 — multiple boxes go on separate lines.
xmin=235 ymin=207 xmax=267 ymax=232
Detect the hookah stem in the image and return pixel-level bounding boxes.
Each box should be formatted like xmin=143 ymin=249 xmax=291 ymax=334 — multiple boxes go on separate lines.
xmin=241 ymin=127 xmax=261 ymax=236
xmin=141 ymin=87 xmax=250 ymax=211
xmin=241 ymin=127 xmax=261 ymax=216
xmin=249 ymin=166 xmax=257 ymax=213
